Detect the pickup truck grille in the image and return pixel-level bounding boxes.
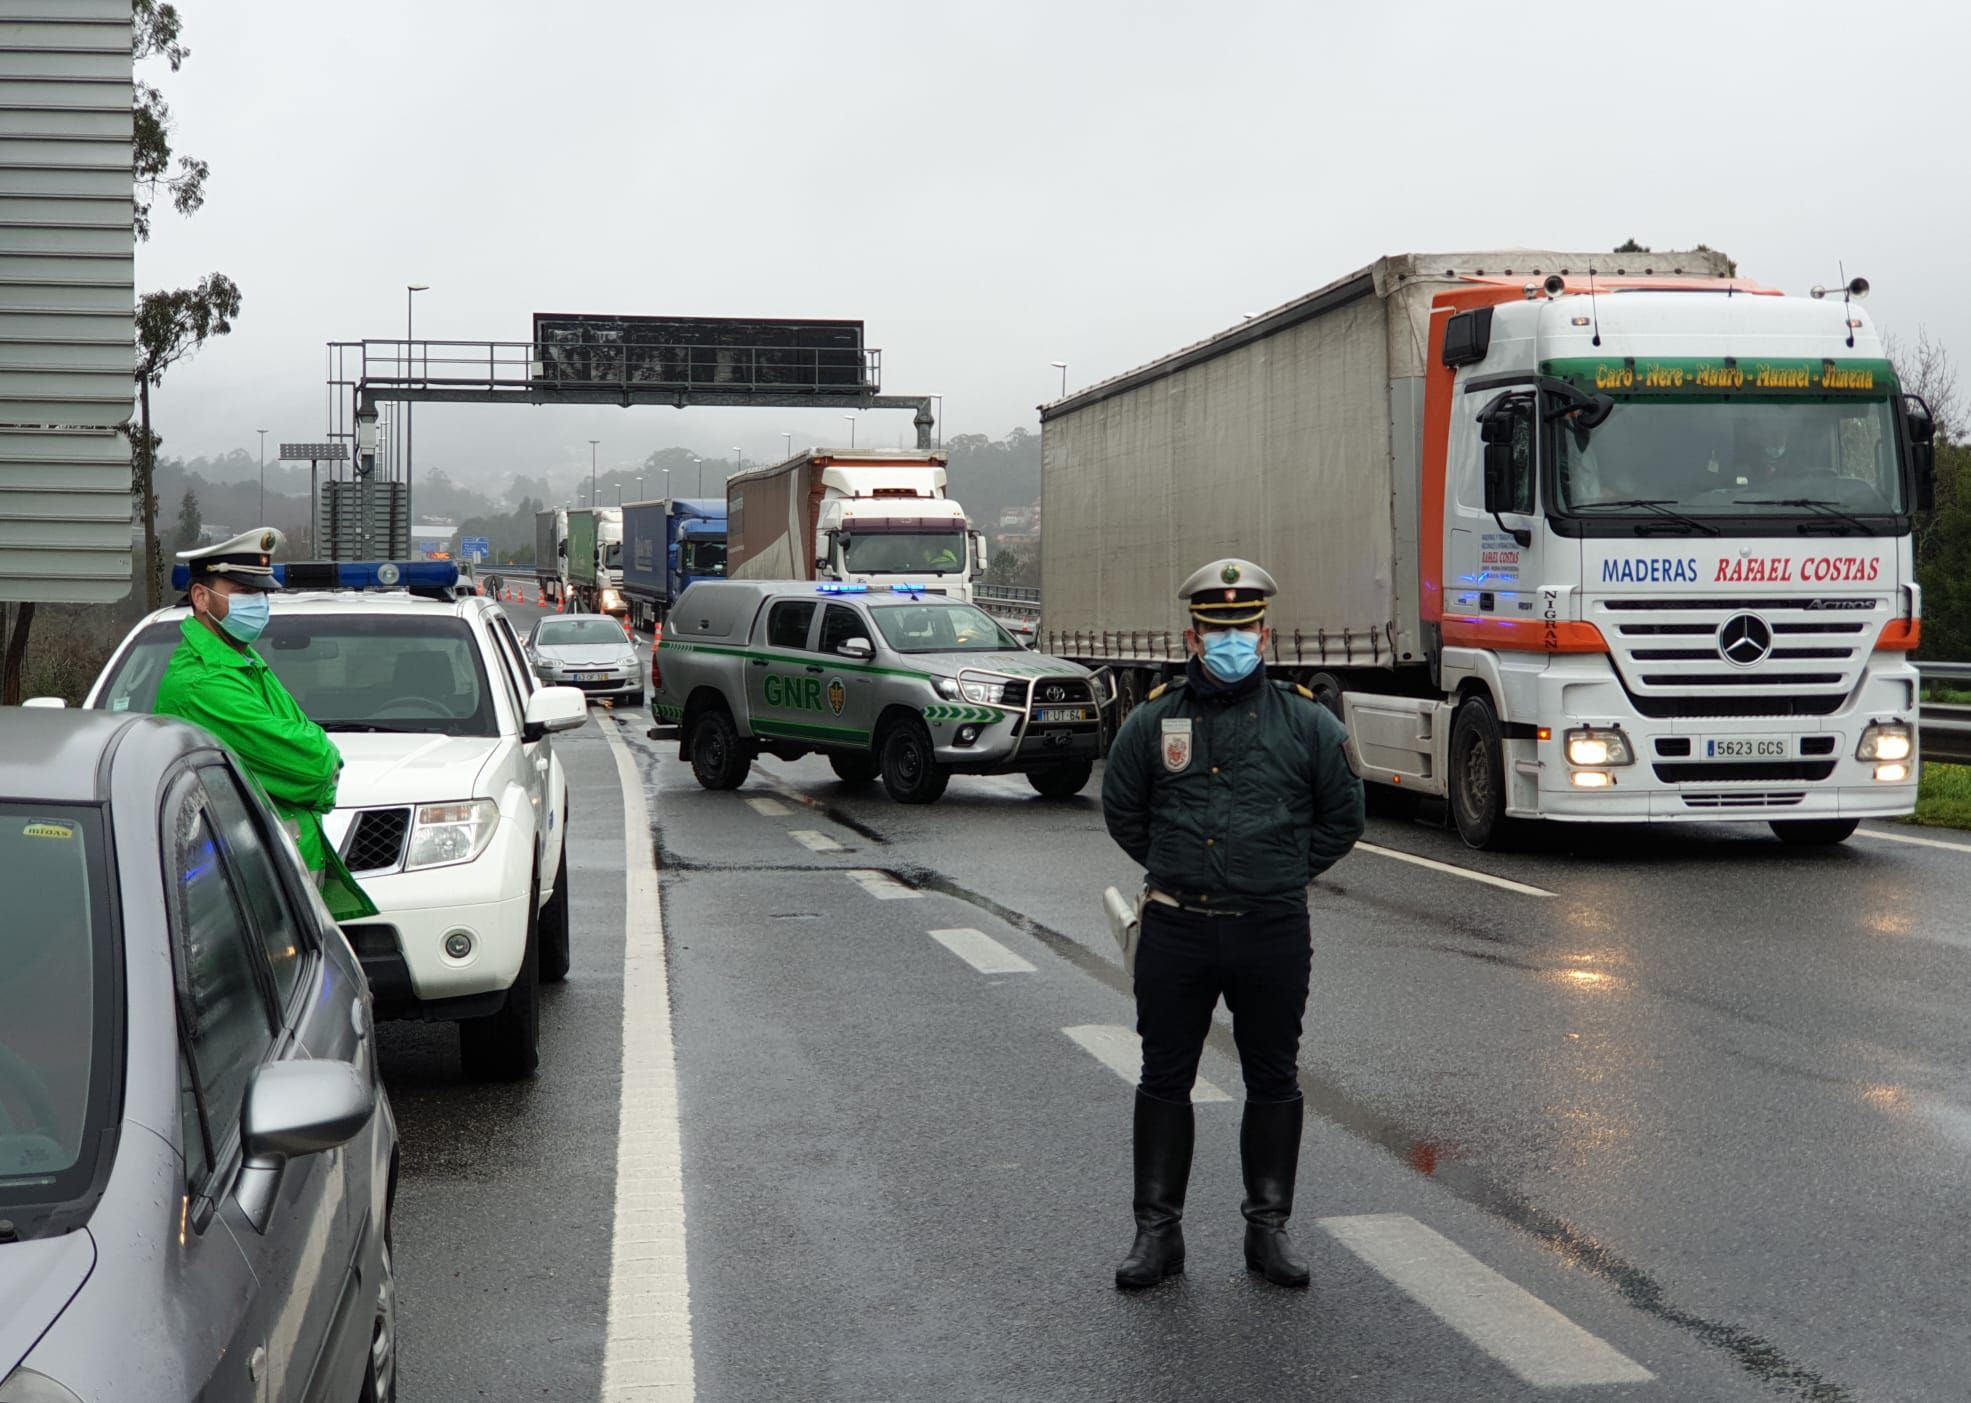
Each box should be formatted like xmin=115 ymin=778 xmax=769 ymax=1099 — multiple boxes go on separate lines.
xmin=344 ymin=807 xmax=411 ymax=874
xmin=1029 ymin=678 xmax=1095 ymax=706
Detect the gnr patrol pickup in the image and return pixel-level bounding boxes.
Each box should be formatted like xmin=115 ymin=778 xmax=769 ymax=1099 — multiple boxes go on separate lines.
xmin=653 ymin=580 xmax=1114 ymax=802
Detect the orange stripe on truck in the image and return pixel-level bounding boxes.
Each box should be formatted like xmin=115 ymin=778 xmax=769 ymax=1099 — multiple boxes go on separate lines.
xmin=1441 ymin=618 xmax=1609 ymax=653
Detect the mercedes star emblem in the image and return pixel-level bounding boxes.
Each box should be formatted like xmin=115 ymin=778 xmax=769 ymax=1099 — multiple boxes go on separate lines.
xmin=1717 ymin=613 xmax=1773 ymax=667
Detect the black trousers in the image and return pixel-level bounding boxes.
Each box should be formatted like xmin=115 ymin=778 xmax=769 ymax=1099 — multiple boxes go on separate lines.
xmin=1134 ymin=902 xmax=1312 ymax=1104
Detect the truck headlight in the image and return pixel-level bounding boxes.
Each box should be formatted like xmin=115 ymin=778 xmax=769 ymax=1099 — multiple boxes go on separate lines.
xmin=601 ymin=589 xmax=623 ymax=610
xmin=406 ymin=799 xmax=500 ymax=870
xmin=1857 ymin=722 xmax=1912 ymax=762
xmin=1564 ymin=727 xmax=1633 ymax=767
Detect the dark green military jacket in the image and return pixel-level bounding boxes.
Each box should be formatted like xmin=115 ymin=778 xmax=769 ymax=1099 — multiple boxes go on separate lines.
xmin=1102 ymin=663 xmax=1365 ymax=909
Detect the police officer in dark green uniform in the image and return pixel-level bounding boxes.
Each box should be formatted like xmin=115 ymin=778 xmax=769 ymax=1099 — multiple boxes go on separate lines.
xmin=1102 ymin=558 xmax=1365 ymax=1290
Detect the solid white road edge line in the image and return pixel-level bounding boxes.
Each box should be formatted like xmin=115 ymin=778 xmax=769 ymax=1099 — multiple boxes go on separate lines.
xmin=744 ymin=796 xmax=792 ymax=817
xmin=1318 ymin=1213 xmax=1653 ymax=1388
xmin=1854 ymin=826 xmax=1971 ymax=854
xmin=846 ymin=868 xmax=921 ymax=900
xmin=788 ymin=828 xmax=845 ymax=853
xmin=600 ymin=716 xmax=696 ymax=1400
xmin=1355 ymin=841 xmax=1556 ymax=898
xmin=928 ymin=926 xmax=1036 ymax=975
xmin=1061 ymin=1024 xmax=1231 ymax=1103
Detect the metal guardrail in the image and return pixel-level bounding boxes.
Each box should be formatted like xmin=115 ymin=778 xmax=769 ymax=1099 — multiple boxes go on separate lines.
xmin=975 ymin=583 xmax=1040 ymax=622
xmin=1919 ymin=662 xmax=1971 ymax=765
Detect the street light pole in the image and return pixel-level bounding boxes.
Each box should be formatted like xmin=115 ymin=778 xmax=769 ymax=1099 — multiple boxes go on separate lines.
xmin=844 ymin=415 xmax=855 ymax=448
xmin=781 ymin=431 xmax=792 ymax=460
xmin=1050 ymin=361 xmax=1068 ymax=398
xmin=731 ymin=446 xmax=741 ymax=477
xmin=693 ymin=457 xmax=703 ymax=495
xmin=406 ymin=284 xmax=428 ymax=521
xmin=662 ymin=468 xmax=671 ymax=501
xmin=256 ymin=428 xmax=267 ymax=521
xmin=929 ymin=394 xmax=943 ymax=449
xmin=588 ymin=439 xmax=599 ymax=510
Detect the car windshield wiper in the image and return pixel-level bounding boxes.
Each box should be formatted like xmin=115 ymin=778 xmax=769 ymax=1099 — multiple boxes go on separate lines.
xmin=320 ymin=721 xmax=423 ymax=733
xmin=1573 ymin=499 xmax=1721 ymax=535
xmin=1732 ymin=497 xmax=1876 ymax=536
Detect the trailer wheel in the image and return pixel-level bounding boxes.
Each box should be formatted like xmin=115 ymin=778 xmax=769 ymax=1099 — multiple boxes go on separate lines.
xmin=880 ymin=718 xmax=949 ymax=804
xmin=1306 ymin=671 xmax=1345 ymax=721
xmin=689 ymin=708 xmax=752 ymax=791
xmin=1769 ymin=818 xmax=1859 ymax=846
xmin=1449 ymin=694 xmax=1519 ymax=850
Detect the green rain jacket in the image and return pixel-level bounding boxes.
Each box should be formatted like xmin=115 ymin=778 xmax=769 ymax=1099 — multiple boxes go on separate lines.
xmin=154 ymin=617 xmax=378 ymax=920
xmin=1102 ymin=663 xmax=1365 ymax=910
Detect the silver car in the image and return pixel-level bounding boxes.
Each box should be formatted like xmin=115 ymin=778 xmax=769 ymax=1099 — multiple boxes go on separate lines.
xmin=525 ymin=613 xmax=645 ymax=707
xmin=0 ymin=710 xmax=398 ymax=1402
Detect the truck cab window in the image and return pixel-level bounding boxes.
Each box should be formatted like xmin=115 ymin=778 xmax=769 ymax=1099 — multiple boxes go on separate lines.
xmin=766 ymin=600 xmax=817 ymax=650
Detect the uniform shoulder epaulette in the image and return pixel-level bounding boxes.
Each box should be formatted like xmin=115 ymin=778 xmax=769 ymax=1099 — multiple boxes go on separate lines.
xmin=1145 ymin=678 xmax=1187 ymax=702
xmin=1274 ymin=679 xmax=1317 ymax=702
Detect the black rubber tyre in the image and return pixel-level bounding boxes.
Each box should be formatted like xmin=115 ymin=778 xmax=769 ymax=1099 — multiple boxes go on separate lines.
xmin=829 ymin=751 xmax=879 ymax=786
xmin=622 ymin=690 xmax=645 ymax=709
xmin=1306 ymin=670 xmax=1345 ymax=721
xmin=689 ymin=708 xmax=751 ymax=790
xmin=459 ymin=879 xmax=541 ymax=1081
xmin=358 ymin=1226 xmax=398 ymax=1403
xmin=537 ymin=845 xmax=571 ymax=984
xmin=1770 ymin=818 xmax=1860 ymax=846
xmin=1448 ymin=694 xmax=1519 ymax=850
xmin=880 ymin=718 xmax=950 ymax=804
xmin=1027 ymin=762 xmax=1094 ymax=798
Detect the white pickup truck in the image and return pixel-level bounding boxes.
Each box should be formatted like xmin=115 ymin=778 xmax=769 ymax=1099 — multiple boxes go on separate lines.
xmin=654 ymin=579 xmax=1114 ymax=802
xmin=84 ymin=562 xmax=587 ymax=1080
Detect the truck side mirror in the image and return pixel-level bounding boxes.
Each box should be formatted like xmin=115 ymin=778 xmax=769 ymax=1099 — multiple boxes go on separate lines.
xmin=1479 ymin=408 xmax=1518 ymax=517
xmin=1906 ymin=393 xmax=1937 ymax=512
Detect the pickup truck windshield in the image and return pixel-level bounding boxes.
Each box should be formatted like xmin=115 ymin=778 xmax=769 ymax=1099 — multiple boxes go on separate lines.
xmin=682 ymin=540 xmax=727 ymax=577
xmin=94 ymin=616 xmax=498 ymax=737
xmin=870 ymin=604 xmax=1015 ymax=653
xmin=841 ymin=531 xmax=965 ymax=575
xmin=0 ymin=803 xmax=110 ymax=1225
xmin=1554 ymin=396 xmax=1905 ymax=516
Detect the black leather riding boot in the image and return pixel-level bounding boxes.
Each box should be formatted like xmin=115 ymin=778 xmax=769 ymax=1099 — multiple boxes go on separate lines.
xmin=1241 ymin=1095 xmax=1311 ymax=1288
xmin=1115 ymin=1089 xmax=1194 ymax=1290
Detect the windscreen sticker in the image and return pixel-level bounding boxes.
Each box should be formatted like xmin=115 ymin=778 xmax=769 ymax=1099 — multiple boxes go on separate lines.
xmin=22 ymin=821 xmax=75 ymax=840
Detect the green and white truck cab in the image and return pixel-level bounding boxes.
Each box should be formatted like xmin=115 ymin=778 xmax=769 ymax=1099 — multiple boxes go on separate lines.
xmin=653 ymin=579 xmax=1115 ymax=802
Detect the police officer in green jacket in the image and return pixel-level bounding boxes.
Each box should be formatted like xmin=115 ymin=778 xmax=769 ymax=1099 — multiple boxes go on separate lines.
xmin=155 ymin=529 xmax=376 ymax=922
xmin=1102 ymin=558 xmax=1365 ymax=1290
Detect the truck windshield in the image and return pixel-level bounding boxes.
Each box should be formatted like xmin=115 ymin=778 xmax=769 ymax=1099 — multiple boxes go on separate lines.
xmin=682 ymin=540 xmax=727 ymax=577
xmin=604 ymin=542 xmax=623 ymax=569
xmin=841 ymin=531 xmax=965 ymax=575
xmin=0 ymin=803 xmax=111 ymax=1227
xmin=870 ymin=604 xmax=1015 ymax=653
xmin=1554 ymin=396 xmax=1906 ymax=517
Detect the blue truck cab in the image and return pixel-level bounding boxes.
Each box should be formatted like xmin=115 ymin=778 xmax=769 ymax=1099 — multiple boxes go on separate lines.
xmin=621 ymin=497 xmax=728 ymax=632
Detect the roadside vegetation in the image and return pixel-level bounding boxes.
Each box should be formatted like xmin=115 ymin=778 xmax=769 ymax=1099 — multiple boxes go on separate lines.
xmin=1913 ymin=763 xmax=1971 ymax=830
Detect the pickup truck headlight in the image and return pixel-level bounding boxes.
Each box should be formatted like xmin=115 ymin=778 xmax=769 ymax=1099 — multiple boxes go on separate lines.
xmin=1564 ymin=727 xmax=1633 ymax=766
xmin=932 ymin=676 xmax=961 ymax=701
xmin=406 ymin=799 xmax=500 ymax=870
xmin=958 ymin=679 xmax=1000 ymax=704
xmin=1857 ymin=721 xmax=1912 ymax=762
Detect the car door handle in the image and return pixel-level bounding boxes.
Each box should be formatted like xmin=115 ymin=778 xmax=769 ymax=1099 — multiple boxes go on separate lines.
xmin=750 ymin=659 xmax=768 ymax=668
xmin=805 ymin=665 xmax=824 ymax=674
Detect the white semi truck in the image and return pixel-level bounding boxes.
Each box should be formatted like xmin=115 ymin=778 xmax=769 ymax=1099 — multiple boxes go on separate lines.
xmin=1041 ymin=250 xmax=1936 ymax=848
xmin=727 ymin=449 xmax=986 ymax=603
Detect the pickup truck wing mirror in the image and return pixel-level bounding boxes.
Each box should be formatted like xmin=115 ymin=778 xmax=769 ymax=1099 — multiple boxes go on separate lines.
xmin=523 ymin=685 xmax=589 ymax=741
xmin=837 ymin=637 xmax=874 ymax=661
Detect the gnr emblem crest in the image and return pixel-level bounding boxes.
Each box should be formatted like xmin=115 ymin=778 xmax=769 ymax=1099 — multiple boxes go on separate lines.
xmin=1160 ymin=717 xmax=1193 ymax=773
xmin=827 ymin=678 xmax=846 ymax=716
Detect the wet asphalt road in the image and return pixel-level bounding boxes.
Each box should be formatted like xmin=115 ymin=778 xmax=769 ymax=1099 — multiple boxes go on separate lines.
xmin=378 ymin=598 xmax=1971 ymax=1401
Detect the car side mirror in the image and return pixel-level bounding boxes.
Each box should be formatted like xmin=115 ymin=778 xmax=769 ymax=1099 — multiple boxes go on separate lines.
xmin=523 ymin=685 xmax=588 ymax=742
xmin=837 ymin=637 xmax=874 ymax=660
xmin=236 ymin=1060 xmax=374 ymax=1235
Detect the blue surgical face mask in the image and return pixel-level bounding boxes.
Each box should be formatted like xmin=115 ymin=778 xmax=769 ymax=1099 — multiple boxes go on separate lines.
xmin=1201 ymin=628 xmax=1261 ymax=681
xmin=217 ymin=590 xmax=270 ymax=644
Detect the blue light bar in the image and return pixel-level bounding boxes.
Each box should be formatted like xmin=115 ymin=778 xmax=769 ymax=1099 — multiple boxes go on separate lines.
xmin=166 ymin=560 xmax=459 ymax=593
xmin=888 ymin=582 xmax=928 ymax=593
xmin=817 ymin=582 xmax=870 ymax=594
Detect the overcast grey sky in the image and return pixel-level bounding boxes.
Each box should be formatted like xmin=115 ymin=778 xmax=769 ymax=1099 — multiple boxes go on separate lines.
xmin=140 ymin=0 xmax=1971 ymax=495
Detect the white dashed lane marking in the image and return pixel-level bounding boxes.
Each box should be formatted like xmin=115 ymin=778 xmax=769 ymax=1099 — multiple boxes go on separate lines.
xmin=788 ymin=828 xmax=845 ymax=853
xmin=1855 ymin=826 xmax=1971 ymax=854
xmin=745 ymin=796 xmax=792 ymax=817
xmin=1318 ymin=1214 xmax=1653 ymax=1388
xmin=1356 ymin=841 xmax=1555 ymax=898
xmin=1061 ymin=1024 xmax=1231 ymax=1103
xmin=927 ymin=927 xmax=1035 ymax=975
xmin=845 ymin=869 xmax=921 ymax=900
